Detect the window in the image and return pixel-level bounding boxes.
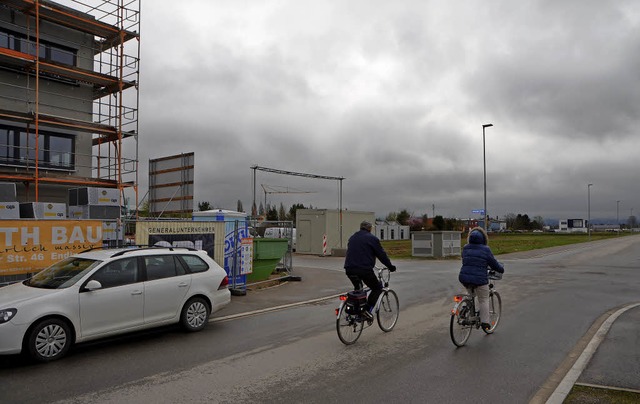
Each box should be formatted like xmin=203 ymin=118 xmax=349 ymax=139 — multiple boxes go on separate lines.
xmin=180 ymin=255 xmax=209 ymax=273
xmin=380 ymin=229 xmax=385 ymax=240
xmin=0 ymin=124 xmax=74 ymax=170
xmin=0 ymin=28 xmax=77 ymax=66
xmin=390 ymin=229 xmax=395 ymax=240
xmin=145 ymin=256 xmax=186 ymax=281
xmin=90 ymin=258 xmax=138 ymax=289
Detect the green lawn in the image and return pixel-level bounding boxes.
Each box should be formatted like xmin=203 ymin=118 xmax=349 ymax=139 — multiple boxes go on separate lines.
xmin=381 ymin=232 xmax=635 ymax=259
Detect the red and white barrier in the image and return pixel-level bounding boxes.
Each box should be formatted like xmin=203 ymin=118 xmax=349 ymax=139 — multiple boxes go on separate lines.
xmin=322 ymin=234 xmax=327 ymax=256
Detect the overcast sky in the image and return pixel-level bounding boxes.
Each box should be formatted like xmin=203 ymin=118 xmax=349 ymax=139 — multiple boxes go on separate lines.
xmin=136 ymin=1 xmax=640 ymax=222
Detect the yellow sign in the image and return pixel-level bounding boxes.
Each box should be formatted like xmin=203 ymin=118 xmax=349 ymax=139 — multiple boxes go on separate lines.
xmin=0 ymin=220 xmax=103 ymax=276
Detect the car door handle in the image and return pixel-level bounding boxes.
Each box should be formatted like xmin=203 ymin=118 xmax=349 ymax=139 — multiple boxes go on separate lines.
xmin=178 ymin=282 xmax=188 ymax=288
xmin=131 ymin=290 xmax=143 ymax=295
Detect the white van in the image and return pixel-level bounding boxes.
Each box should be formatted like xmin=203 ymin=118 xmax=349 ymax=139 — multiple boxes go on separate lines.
xmin=263 ymin=227 xmax=296 ymax=251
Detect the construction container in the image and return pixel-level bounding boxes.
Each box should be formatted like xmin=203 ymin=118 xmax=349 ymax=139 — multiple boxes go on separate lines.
xmin=68 ymin=187 xmax=119 ymax=206
xmin=68 ymin=205 xmax=120 ymax=220
xmin=0 ymin=202 xmax=20 ymax=219
xmin=20 ymin=202 xmax=67 ymax=219
xmin=0 ymin=183 xmax=17 ymax=201
xmin=102 ymin=221 xmax=124 ymax=241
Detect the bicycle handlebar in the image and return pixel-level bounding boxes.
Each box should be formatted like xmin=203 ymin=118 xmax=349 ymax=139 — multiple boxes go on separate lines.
xmin=488 ymin=270 xmax=503 ymax=280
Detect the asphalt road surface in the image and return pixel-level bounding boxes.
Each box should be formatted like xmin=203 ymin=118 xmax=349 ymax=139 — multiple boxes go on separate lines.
xmin=1 ymin=235 xmax=639 ymax=403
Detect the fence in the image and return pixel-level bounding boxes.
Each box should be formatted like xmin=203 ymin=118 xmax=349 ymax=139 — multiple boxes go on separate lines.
xmin=0 ymin=218 xmax=296 ymax=290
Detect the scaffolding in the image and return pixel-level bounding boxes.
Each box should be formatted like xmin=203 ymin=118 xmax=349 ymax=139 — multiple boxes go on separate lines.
xmin=0 ymin=0 xmax=140 ymax=207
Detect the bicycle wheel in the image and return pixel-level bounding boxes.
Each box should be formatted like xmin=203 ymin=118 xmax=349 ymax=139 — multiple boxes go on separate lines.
xmin=336 ymin=303 xmax=363 ymax=345
xmin=483 ymin=291 xmax=502 ymax=334
xmin=450 ymin=298 xmax=473 ymax=347
xmin=377 ymin=289 xmax=399 ymax=332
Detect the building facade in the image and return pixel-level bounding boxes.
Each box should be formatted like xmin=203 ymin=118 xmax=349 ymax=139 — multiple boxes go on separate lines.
xmin=0 ymin=0 xmax=139 ymax=205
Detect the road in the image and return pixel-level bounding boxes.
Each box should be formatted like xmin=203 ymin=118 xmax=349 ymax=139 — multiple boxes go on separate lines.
xmin=1 ymin=236 xmax=639 ymax=403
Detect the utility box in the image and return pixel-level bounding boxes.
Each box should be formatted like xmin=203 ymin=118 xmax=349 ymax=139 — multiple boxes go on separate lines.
xmin=295 ymin=209 xmax=374 ymax=255
xmin=20 ymin=202 xmax=67 ymax=219
xmin=412 ymin=231 xmax=461 ymax=258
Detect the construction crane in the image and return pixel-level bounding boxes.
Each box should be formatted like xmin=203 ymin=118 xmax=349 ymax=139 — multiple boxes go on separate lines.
xmin=260 ymin=184 xmax=316 ymax=208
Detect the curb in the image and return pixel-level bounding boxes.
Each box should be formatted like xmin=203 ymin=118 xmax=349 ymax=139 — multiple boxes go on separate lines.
xmin=545 ymin=301 xmax=640 ymax=404
xmin=210 ymin=293 xmax=343 ymax=323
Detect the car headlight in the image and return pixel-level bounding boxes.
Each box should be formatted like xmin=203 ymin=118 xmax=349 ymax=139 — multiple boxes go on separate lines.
xmin=0 ymin=308 xmax=17 ymax=324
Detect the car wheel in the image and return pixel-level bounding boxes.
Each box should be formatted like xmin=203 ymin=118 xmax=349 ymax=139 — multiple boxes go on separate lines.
xmin=26 ymin=318 xmax=72 ymax=362
xmin=180 ymin=297 xmax=210 ymax=332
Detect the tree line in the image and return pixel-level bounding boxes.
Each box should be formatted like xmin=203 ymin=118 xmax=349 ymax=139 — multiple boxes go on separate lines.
xmin=195 ymin=201 xmax=546 ymax=232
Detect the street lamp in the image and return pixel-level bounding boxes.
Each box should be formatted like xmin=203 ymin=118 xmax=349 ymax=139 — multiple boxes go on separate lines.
xmin=587 ymin=183 xmax=593 ymax=240
xmin=616 ymin=200 xmax=620 ymax=233
xmin=482 ymin=123 xmax=493 ymax=230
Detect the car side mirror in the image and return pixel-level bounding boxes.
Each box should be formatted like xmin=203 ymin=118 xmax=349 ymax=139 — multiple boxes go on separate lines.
xmin=84 ymin=280 xmax=103 ymax=291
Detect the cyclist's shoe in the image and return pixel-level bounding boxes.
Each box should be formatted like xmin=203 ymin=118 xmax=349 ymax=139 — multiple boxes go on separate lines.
xmin=481 ymin=322 xmax=492 ymax=331
xmin=362 ymin=310 xmax=374 ymax=321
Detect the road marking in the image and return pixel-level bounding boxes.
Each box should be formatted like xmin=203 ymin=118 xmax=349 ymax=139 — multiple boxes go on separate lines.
xmin=210 ymin=293 xmax=343 ymax=323
xmin=545 ymin=301 xmax=640 ymax=404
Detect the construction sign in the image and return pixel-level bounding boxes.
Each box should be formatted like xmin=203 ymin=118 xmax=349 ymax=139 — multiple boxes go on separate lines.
xmin=0 ymin=220 xmax=103 ymax=276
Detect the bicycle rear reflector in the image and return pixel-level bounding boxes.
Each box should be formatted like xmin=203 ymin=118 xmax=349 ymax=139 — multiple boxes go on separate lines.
xmin=453 ymin=295 xmax=464 ymax=302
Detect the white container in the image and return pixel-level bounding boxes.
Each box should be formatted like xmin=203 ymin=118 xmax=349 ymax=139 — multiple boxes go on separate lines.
xmin=0 ymin=201 xmax=20 ymax=219
xmin=20 ymin=202 xmax=67 ymax=219
xmin=69 ymin=187 xmax=119 ymax=206
xmin=0 ymin=182 xmax=17 ymax=202
xmin=102 ymin=221 xmax=124 ymax=241
xmin=68 ymin=205 xmax=120 ymax=220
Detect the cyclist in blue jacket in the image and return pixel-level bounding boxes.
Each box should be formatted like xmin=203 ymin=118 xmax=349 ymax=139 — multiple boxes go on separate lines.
xmin=459 ymin=226 xmax=504 ymax=331
xmin=344 ymin=221 xmax=396 ymax=320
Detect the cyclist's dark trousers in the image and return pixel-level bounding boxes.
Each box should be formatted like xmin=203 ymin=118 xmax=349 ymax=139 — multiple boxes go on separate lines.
xmin=346 ymin=268 xmax=382 ymax=309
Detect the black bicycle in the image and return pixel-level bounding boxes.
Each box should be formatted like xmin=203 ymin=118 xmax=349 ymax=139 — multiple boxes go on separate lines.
xmin=450 ymin=270 xmax=502 ymax=347
xmin=335 ymin=266 xmax=399 ymax=345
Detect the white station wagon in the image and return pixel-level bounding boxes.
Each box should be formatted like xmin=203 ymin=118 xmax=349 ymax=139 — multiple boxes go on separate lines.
xmin=0 ymin=247 xmax=231 ymax=362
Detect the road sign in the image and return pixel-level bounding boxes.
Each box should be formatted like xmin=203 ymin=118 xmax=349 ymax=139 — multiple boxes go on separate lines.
xmin=472 ymin=209 xmax=485 ymax=214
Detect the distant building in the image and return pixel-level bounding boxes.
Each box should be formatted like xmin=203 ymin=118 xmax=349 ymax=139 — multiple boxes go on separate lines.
xmin=477 ymin=219 xmax=506 ymax=232
xmin=375 ymin=220 xmax=410 ymax=241
xmin=558 ymin=219 xmax=588 ymax=233
xmin=592 ymin=224 xmax=620 ymax=232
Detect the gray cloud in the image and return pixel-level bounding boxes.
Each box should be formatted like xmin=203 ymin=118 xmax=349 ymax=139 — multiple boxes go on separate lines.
xmin=136 ymin=0 xmax=640 ymax=223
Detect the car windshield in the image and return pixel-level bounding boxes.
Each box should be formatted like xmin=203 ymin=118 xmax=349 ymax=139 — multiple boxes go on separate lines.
xmin=24 ymin=257 xmax=102 ymax=289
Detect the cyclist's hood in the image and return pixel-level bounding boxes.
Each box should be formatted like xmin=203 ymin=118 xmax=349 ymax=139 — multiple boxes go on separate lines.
xmin=468 ymin=227 xmax=488 ymax=245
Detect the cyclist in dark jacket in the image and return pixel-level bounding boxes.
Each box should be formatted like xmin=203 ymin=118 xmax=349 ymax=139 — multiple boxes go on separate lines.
xmin=459 ymin=227 xmax=504 ymax=331
xmin=344 ymin=221 xmax=396 ymax=320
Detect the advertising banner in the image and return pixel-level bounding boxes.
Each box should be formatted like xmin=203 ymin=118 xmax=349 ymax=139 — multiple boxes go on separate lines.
xmin=0 ymin=220 xmax=103 ymax=276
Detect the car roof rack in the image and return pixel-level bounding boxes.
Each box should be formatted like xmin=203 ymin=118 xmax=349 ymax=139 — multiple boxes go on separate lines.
xmin=110 ymin=245 xmax=198 ymax=257
xmin=79 ymin=245 xmax=107 ymax=253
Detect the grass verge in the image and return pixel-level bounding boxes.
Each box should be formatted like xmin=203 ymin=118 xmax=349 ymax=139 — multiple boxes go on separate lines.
xmin=381 ymin=232 xmax=635 ymax=259
xmin=565 ymin=384 xmax=640 ymax=404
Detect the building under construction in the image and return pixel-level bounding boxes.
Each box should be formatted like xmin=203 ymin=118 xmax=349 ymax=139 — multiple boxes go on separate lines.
xmin=0 ymin=0 xmax=139 ymax=209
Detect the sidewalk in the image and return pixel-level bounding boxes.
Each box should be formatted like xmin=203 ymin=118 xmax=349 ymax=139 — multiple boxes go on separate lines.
xmin=557 ymin=303 xmax=640 ymax=403
xmin=212 ymin=260 xmax=347 ymax=320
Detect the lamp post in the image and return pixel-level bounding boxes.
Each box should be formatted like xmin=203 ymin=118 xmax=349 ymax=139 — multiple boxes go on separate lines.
xmin=587 ymin=183 xmax=593 ymax=240
xmin=482 ymin=123 xmax=493 ymax=230
xmin=616 ymin=200 xmax=620 ymax=233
